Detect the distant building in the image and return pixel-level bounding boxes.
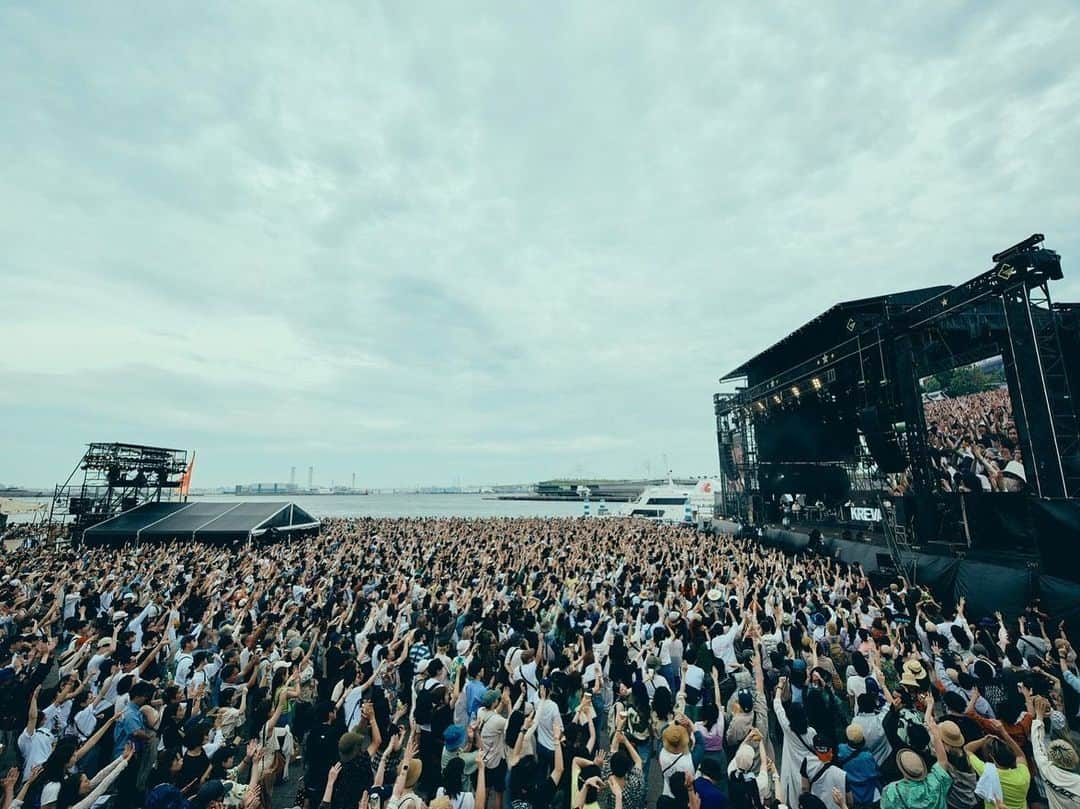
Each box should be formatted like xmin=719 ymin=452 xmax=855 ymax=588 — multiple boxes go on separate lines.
xmin=234 ymin=482 xmax=299 ymax=495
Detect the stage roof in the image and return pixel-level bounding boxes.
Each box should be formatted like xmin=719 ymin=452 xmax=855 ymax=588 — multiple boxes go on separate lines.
xmin=721 ymin=285 xmax=951 ymax=383
xmin=83 ymin=500 xmax=319 ymax=543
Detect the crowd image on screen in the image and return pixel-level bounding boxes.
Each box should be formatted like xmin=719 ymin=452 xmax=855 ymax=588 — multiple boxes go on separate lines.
xmin=1 ymin=516 xmax=1078 ymax=809
xmin=923 ymin=387 xmax=1026 ymax=494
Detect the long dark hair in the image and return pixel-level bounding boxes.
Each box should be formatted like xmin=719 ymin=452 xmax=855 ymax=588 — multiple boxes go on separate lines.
xmin=442 ymin=757 xmax=466 ymax=799
xmin=729 ymin=771 xmax=765 ymax=809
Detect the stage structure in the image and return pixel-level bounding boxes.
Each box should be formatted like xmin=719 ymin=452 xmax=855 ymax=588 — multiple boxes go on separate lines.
xmin=48 ymin=442 xmax=191 ymax=542
xmin=715 ymin=235 xmax=1080 ymax=602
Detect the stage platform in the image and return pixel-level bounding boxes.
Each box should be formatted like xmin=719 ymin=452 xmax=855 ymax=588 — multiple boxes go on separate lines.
xmin=713 ymin=517 xmax=1080 ymax=624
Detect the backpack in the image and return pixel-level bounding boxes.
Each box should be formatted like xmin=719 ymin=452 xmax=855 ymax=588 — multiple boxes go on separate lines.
xmin=414 ymin=683 xmax=437 ymax=725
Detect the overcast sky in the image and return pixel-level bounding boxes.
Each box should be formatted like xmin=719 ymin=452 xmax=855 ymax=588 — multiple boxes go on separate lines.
xmin=2 ymin=4 xmax=1080 ymax=489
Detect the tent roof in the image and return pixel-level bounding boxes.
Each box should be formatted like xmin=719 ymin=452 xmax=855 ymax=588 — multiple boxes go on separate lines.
xmin=721 ymin=285 xmax=951 ymax=382
xmin=84 ymin=500 xmax=318 ymax=542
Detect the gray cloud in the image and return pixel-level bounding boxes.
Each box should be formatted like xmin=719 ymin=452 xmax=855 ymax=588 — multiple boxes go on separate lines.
xmin=2 ymin=2 xmax=1080 ymax=488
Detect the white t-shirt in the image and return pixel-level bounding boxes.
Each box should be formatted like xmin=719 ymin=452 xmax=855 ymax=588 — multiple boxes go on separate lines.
xmin=18 ymin=727 xmax=54 ymax=780
xmin=174 ymin=653 xmax=195 ymax=688
xmin=684 ymin=664 xmax=705 ymax=692
xmin=846 ymin=674 xmax=867 ymax=700
xmin=40 ymin=781 xmax=61 ymax=805
xmin=658 ymin=748 xmax=695 ymax=798
xmin=514 ymin=660 xmax=541 ymax=703
xmin=343 ymin=685 xmax=365 ymax=729
xmin=710 ymin=622 xmax=742 ymax=667
xmin=435 ymin=788 xmax=476 ymax=809
xmin=535 ymin=698 xmax=562 ymax=751
xmin=801 ymin=756 xmax=847 ymax=809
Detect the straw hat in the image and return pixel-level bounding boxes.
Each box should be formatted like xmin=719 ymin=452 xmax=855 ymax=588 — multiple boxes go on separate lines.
xmin=845 ymin=724 xmax=865 ymax=747
xmin=938 ymin=720 xmax=965 ymax=749
xmin=897 ymin=749 xmax=927 ymax=781
xmin=400 ymin=759 xmax=422 ymax=789
xmin=662 ymin=724 xmax=690 ymax=754
xmin=900 ymin=660 xmax=927 ymax=687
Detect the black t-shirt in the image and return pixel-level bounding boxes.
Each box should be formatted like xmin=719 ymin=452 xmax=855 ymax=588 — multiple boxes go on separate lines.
xmin=326 ymin=645 xmax=346 ymax=687
xmin=304 ymin=722 xmax=342 ymax=792
xmin=947 ymin=713 xmax=984 ymax=745
xmin=512 ymin=776 xmax=558 ymax=809
xmin=178 ymin=749 xmax=210 ymax=794
xmin=331 ymin=753 xmax=373 ymax=809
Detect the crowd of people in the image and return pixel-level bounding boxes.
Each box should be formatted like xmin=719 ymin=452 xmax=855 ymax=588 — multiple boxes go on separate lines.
xmin=922 ymin=388 xmax=1026 ymax=494
xmin=1 ymin=516 xmax=1078 ymax=809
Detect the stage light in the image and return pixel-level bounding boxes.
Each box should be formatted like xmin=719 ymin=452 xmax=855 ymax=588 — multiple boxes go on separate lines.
xmin=755 ymin=401 xmax=766 ymax=412
xmin=772 ymin=394 xmax=782 ymax=405
xmin=790 ymin=385 xmax=800 ymax=397
xmin=811 ymin=377 xmax=823 ymax=391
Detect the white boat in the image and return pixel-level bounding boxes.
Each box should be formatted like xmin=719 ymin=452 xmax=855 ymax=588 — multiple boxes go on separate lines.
xmin=623 ymin=477 xmax=718 ymax=523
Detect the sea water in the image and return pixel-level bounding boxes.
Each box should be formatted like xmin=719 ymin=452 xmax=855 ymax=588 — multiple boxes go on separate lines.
xmin=188 ymin=492 xmax=587 ymax=519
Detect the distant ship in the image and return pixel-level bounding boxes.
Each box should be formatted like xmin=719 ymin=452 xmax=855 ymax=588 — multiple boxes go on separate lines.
xmin=623 ymin=478 xmax=718 ymax=523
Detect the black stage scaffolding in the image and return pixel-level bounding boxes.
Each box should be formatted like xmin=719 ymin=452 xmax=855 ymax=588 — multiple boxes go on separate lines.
xmin=48 ymin=442 xmax=190 ymax=542
xmin=714 ymin=235 xmax=1080 ymax=616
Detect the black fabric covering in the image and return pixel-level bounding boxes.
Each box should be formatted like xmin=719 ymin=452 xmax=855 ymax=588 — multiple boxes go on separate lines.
xmin=196 ymin=502 xmax=289 ymax=535
xmin=743 ymin=524 xmax=1080 ymax=620
xmin=1039 ymin=575 xmax=1080 ymax=624
xmin=954 ymin=559 xmax=1032 ymax=619
xmin=83 ymin=502 xmax=187 ymax=541
xmin=147 ymin=501 xmax=245 ymax=535
xmin=1031 ymin=499 xmax=1080 ymax=580
xmin=84 ymin=500 xmax=318 ymax=544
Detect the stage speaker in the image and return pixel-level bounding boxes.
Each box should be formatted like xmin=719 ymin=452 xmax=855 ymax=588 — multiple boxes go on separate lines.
xmin=858 ymin=406 xmax=907 ymax=472
xmin=69 ymin=497 xmax=88 ymax=515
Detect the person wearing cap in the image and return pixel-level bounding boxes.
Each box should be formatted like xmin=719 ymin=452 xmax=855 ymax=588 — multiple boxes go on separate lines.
xmin=881 ymin=705 xmax=954 ymax=809
xmin=450 ymin=639 xmax=472 ymax=685
xmin=440 ymin=723 xmax=480 ymax=782
xmin=389 ymin=755 xmax=424 ymax=809
xmin=837 ymin=724 xmax=881 ymax=809
xmin=477 ymin=688 xmax=509 ymax=809
xmin=727 ymin=729 xmax=773 ymax=808
xmin=932 ymin=717 xmax=979 ymax=809
xmin=642 ymin=654 xmax=671 ymax=700
xmin=658 ymin=720 xmax=695 ymax=801
xmin=800 ymin=733 xmax=849 ymax=809
xmin=330 ymin=728 xmax=375 ymax=809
